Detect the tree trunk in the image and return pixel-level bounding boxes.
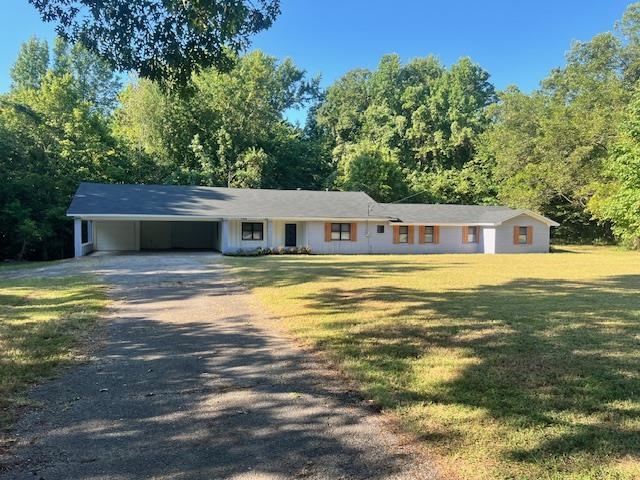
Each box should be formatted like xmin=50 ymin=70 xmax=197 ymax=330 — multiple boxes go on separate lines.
xmin=17 ymin=239 xmax=27 ymax=261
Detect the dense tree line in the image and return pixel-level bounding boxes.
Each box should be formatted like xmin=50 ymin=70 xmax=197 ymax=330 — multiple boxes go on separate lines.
xmin=1 ymin=37 xmax=125 ymax=259
xmin=2 ymin=3 xmax=640 ymax=259
xmin=315 ymin=54 xmax=496 ymax=203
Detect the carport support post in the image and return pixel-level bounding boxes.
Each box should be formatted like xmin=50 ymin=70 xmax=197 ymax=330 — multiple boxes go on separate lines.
xmin=220 ymin=219 xmax=229 ymax=253
xmin=87 ymin=220 xmax=93 ymax=245
xmin=74 ymin=218 xmax=82 ymax=258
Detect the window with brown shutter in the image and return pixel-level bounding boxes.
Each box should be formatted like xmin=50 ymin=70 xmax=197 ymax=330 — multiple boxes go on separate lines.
xmin=527 ymin=226 xmax=533 ymax=245
xmin=464 ymin=226 xmax=478 ymax=243
xmin=398 ymin=225 xmax=409 ymax=243
xmin=419 ymin=226 xmax=426 ymax=244
xmin=350 ymin=223 xmax=358 ymax=242
xmin=393 ymin=225 xmax=400 ymax=244
xmin=515 ymin=226 xmax=529 ymax=245
xmin=434 ymin=225 xmax=440 ymax=244
xmin=407 ymin=225 xmax=415 ymax=244
xmin=325 ymin=222 xmax=331 ymax=242
xmin=330 ymin=223 xmax=352 ymax=241
xmin=422 ymin=225 xmax=437 ymax=244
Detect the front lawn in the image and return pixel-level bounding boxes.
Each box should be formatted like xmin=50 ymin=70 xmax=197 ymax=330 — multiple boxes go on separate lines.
xmin=228 ymin=247 xmax=640 ymax=480
xmin=0 ymin=275 xmax=107 ymax=431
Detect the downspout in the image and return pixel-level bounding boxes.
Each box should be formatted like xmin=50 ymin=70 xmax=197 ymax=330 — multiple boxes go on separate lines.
xmin=367 ymin=203 xmax=373 ymax=254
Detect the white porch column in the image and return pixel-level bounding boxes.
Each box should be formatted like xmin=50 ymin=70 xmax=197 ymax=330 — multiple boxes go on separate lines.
xmin=267 ymin=219 xmax=275 ymax=249
xmin=74 ymin=218 xmax=83 ymax=258
xmin=220 ymin=219 xmax=229 ymax=253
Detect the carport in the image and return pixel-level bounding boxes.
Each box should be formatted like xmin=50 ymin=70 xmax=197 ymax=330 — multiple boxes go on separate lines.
xmin=67 ymin=183 xmax=231 ymax=257
xmin=79 ymin=218 xmax=222 ymax=254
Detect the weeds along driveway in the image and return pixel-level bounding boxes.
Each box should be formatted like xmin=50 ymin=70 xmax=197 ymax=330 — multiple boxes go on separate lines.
xmin=1 ymin=253 xmax=436 ymax=480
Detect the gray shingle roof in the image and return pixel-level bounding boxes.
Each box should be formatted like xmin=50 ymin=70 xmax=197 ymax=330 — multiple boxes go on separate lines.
xmin=375 ymin=203 xmax=537 ymax=225
xmin=67 ymin=182 xmax=558 ymax=226
xmin=67 ymin=182 xmax=378 ymax=219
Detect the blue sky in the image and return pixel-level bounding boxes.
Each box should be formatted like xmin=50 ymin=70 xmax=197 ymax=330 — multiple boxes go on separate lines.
xmin=0 ymin=0 xmax=634 ymax=122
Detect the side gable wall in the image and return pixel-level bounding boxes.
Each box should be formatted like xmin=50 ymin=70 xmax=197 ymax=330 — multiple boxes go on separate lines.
xmin=493 ymin=214 xmax=551 ymax=253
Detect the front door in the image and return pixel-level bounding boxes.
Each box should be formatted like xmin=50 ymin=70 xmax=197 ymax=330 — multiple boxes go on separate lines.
xmin=285 ymin=223 xmax=297 ymax=247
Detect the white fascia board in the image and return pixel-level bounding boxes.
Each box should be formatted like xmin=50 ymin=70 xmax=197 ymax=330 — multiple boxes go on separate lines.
xmin=495 ymin=210 xmax=560 ymax=227
xmin=265 ymin=217 xmax=391 ymax=222
xmin=67 ymin=213 xmax=391 ymax=222
xmin=67 ymin=214 xmax=223 ymax=221
xmin=390 ymin=222 xmax=498 ymax=227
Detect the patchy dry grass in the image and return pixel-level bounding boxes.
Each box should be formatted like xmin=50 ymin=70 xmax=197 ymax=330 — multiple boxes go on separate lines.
xmin=0 ymin=259 xmax=64 ymax=271
xmin=0 ymin=275 xmax=107 ymax=430
xmin=228 ymin=246 xmax=640 ymax=480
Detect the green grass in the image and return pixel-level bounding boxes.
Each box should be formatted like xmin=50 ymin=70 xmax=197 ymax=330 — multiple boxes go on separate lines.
xmin=0 ymin=260 xmax=60 ymax=271
xmin=0 ymin=275 xmax=107 ymax=431
xmin=227 ymin=246 xmax=640 ymax=480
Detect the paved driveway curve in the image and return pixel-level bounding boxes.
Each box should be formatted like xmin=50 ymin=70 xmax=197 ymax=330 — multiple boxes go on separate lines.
xmin=1 ymin=253 xmax=437 ymax=480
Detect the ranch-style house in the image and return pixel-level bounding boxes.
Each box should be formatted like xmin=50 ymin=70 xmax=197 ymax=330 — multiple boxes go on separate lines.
xmin=68 ymin=182 xmax=559 ymax=257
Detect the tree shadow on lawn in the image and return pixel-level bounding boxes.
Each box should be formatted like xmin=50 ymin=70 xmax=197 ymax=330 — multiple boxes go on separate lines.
xmin=1 ymin=256 xmax=430 ymax=478
xmin=0 ymin=278 xmax=105 ymax=430
xmin=1 ymin=315 xmax=423 ymax=479
xmin=228 ymin=256 xmax=456 ymax=289
xmin=299 ymin=274 xmax=640 ymax=464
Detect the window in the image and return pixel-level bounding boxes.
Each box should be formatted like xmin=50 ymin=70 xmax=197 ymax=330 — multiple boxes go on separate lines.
xmin=514 ymin=226 xmax=532 ymax=245
xmin=424 ymin=226 xmax=435 ymax=243
xmin=518 ymin=226 xmax=528 ymax=244
xmin=398 ymin=225 xmax=409 ymax=243
xmin=331 ymin=223 xmax=351 ymax=241
xmin=467 ymin=226 xmax=478 ymax=243
xmin=242 ymin=222 xmax=263 ymax=240
xmin=376 ymin=225 xmax=385 ymax=234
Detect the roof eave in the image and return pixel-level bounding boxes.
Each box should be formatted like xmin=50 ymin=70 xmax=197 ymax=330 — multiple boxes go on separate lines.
xmin=494 ymin=210 xmax=560 ymax=227
xmin=66 ymin=213 xmax=391 ymax=222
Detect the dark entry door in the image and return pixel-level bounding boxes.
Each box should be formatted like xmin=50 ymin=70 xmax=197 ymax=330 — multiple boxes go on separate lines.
xmin=285 ymin=223 xmax=297 ymax=247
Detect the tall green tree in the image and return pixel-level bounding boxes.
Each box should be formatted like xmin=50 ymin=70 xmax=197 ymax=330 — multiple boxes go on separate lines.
xmin=0 ymin=37 xmax=126 ymax=260
xmin=589 ymin=89 xmax=640 ymax=248
xmin=483 ymin=4 xmax=639 ymax=242
xmin=316 ymin=54 xmax=496 ymax=203
xmin=335 ymin=142 xmax=408 ymax=202
xmin=29 ymin=0 xmax=280 ymax=87
xmin=10 ymin=36 xmax=49 ymax=91
xmin=114 ymin=50 xmax=328 ymax=189
xmin=52 ymin=38 xmax=122 ymax=114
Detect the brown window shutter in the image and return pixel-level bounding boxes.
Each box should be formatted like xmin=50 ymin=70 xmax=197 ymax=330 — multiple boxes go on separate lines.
xmin=434 ymin=225 xmax=440 ymax=244
xmin=477 ymin=226 xmax=482 ymax=244
xmin=462 ymin=226 xmax=468 ymax=244
xmin=527 ymin=226 xmax=533 ymax=245
xmin=419 ymin=226 xmax=426 ymax=244
xmin=513 ymin=226 xmax=519 ymax=245
xmin=393 ymin=225 xmax=399 ymax=244
xmin=325 ymin=222 xmax=331 ymax=242
xmin=408 ymin=225 xmax=415 ymax=244
xmin=351 ymin=223 xmax=358 ymax=242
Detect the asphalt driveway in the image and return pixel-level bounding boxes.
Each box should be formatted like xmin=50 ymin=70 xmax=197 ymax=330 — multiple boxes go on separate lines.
xmin=1 ymin=253 xmax=436 ymax=479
